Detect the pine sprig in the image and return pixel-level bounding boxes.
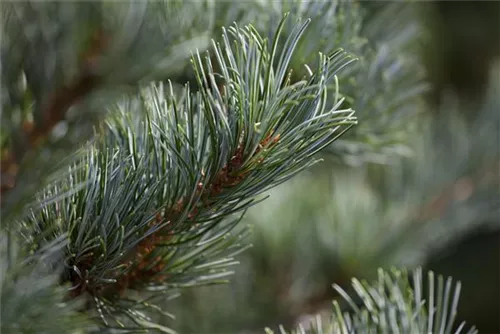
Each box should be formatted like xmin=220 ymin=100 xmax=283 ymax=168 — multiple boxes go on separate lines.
xmin=18 ymin=15 xmax=357 ymax=332
xmin=267 ymin=268 xmax=477 ymax=334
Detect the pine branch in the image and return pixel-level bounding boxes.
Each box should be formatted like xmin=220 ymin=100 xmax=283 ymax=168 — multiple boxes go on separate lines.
xmin=17 ymin=15 xmax=357 ymax=332
xmin=266 ymin=268 xmax=477 ymax=334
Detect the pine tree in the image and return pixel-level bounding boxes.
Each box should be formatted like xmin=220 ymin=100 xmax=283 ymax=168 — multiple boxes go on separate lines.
xmin=1 ymin=1 xmax=497 ymax=333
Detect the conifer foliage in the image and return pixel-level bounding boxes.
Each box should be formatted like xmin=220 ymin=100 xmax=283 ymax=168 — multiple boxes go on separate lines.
xmin=1 ymin=1 xmax=492 ymax=333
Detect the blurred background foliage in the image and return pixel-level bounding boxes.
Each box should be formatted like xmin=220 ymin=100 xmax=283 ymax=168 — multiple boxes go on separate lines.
xmin=163 ymin=1 xmax=500 ymax=333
